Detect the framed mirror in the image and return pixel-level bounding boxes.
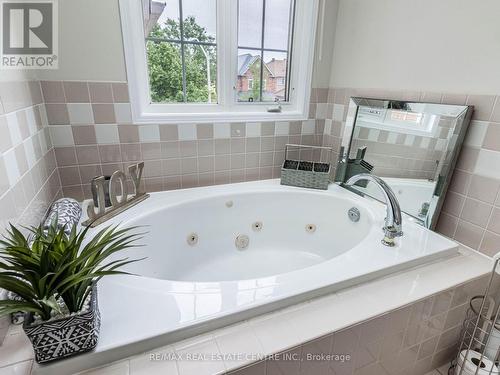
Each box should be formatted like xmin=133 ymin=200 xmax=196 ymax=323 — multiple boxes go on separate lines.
xmin=336 ymin=97 xmax=473 ymax=229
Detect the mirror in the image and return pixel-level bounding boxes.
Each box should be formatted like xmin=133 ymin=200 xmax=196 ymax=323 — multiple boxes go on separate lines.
xmin=336 ymin=97 xmax=473 ymax=229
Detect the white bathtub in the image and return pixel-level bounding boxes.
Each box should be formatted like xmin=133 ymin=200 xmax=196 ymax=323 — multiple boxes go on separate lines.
xmin=40 ymin=179 xmax=459 ymax=374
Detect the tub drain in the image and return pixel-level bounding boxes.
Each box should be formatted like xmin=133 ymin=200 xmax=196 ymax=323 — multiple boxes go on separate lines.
xmin=235 ymin=234 xmax=250 ymax=250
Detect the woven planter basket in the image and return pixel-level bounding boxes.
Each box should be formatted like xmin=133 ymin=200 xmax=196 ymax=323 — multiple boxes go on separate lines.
xmin=23 ymin=283 xmax=101 ymax=363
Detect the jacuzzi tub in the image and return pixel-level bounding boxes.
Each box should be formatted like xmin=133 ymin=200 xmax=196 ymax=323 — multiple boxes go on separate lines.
xmin=41 ymin=179 xmax=460 ymax=374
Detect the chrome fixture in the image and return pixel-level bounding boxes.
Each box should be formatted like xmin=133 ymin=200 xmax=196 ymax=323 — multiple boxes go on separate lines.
xmin=345 ymin=174 xmax=403 ymax=247
xmin=348 ymin=207 xmax=360 ymax=223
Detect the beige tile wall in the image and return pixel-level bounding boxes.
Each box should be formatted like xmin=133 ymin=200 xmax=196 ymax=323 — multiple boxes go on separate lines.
xmin=321 ymin=88 xmax=500 ymax=259
xmin=0 ymin=80 xmax=61 ymax=233
xmin=0 ymin=79 xmax=61 ymax=344
xmin=42 ymin=81 xmax=325 ymax=201
xmin=225 ymin=275 xmax=488 ymax=375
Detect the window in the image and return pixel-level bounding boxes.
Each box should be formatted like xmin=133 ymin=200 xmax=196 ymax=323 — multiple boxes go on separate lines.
xmin=145 ymin=0 xmax=217 ymax=104
xmin=236 ymin=0 xmax=293 ymax=103
xmin=120 ymin=0 xmax=319 ymax=123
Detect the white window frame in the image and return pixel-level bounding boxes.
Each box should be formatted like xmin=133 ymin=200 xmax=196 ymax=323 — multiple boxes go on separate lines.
xmin=119 ymin=0 xmax=318 ymax=124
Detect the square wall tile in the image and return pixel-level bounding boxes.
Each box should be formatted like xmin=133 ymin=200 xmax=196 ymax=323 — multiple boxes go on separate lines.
xmin=246 ymin=123 xmax=261 ymax=137
xmin=16 ymin=111 xmax=29 ymax=140
xmin=89 ymin=82 xmax=113 ymax=103
xmin=139 ymin=124 xmax=160 ymax=142
xmin=112 ymin=83 xmax=130 ymax=103
xmin=275 ymin=122 xmax=289 ymax=136
xmin=474 ymin=149 xmax=500 ymax=180
xmin=72 ymin=125 xmax=97 ymax=145
xmin=466 ymin=95 xmax=496 ymax=121
xmin=50 ymin=126 xmax=75 ymax=146
xmin=63 ymin=81 xmax=90 ymax=103
xmin=197 ymin=123 xmax=214 ymax=139
xmin=41 ymin=81 xmax=65 ymax=103
xmin=95 ymin=124 xmax=119 ymax=144
xmin=214 ymin=123 xmax=230 ymax=139
xmin=45 ymin=103 xmax=70 ymax=125
xmin=55 ymin=147 xmax=77 ymax=167
xmin=114 ymin=103 xmax=132 ymax=124
xmin=2 ymin=149 xmax=19 ymax=186
xmin=0 ymin=157 xmax=10 ymax=196
xmin=178 ymin=123 xmax=197 ymax=140
xmin=6 ymin=112 xmax=22 ymax=146
xmin=76 ymin=145 xmax=100 ymax=165
xmin=92 ymin=104 xmax=116 ymax=124
xmin=67 ymin=103 xmax=94 ymax=124
xmin=118 ymin=124 xmax=140 ymax=143
xmin=231 ymin=123 xmax=246 ymax=137
xmin=159 ymin=125 xmax=178 ymax=141
xmin=0 ymin=116 xmax=13 ymax=152
xmin=99 ymin=144 xmax=122 ymax=163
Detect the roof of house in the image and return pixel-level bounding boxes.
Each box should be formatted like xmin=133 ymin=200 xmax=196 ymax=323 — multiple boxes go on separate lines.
xmin=238 ymin=54 xmax=283 ymax=77
xmin=266 ymin=58 xmax=287 ymax=78
xmin=238 ymin=54 xmax=260 ymax=76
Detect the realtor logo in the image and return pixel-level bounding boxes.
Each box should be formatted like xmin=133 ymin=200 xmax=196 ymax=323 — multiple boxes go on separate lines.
xmin=1 ymin=0 xmax=58 ymax=69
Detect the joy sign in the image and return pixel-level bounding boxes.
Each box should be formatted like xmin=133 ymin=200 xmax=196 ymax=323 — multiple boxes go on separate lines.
xmin=82 ymin=162 xmax=150 ymax=227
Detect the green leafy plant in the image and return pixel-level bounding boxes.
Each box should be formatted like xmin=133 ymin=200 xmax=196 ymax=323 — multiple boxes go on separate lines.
xmin=0 ymin=222 xmax=143 ymax=321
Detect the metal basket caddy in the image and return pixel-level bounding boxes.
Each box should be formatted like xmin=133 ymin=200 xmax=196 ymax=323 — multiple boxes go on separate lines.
xmin=280 ymin=144 xmax=333 ymax=190
xmin=452 ymin=254 xmax=500 ymax=375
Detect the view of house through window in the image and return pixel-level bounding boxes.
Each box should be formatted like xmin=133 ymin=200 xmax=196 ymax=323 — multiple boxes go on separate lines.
xmin=144 ymin=0 xmax=217 ymax=103
xmin=237 ymin=0 xmax=295 ymax=103
xmin=143 ymin=0 xmax=295 ymax=105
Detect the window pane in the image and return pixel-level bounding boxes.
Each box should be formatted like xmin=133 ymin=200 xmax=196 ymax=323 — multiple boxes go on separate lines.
xmin=237 ymin=49 xmax=262 ymax=102
xmin=263 ymin=51 xmax=288 ymax=102
xmin=182 ymin=0 xmax=217 ymax=42
xmin=146 ymin=1 xmax=180 ymax=40
xmin=185 ymin=43 xmax=217 ymax=103
xmin=147 ymin=40 xmax=184 ymax=103
xmin=264 ymin=0 xmax=293 ymax=50
xmin=238 ymin=0 xmax=263 ymax=48
xmin=145 ymin=0 xmax=217 ymax=104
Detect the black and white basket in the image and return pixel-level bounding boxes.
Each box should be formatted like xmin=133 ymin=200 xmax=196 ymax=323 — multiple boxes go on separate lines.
xmin=23 ymin=283 xmax=101 ymax=363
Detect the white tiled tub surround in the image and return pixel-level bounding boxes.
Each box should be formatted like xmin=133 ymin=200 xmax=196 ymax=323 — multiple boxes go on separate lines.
xmin=0 ymin=80 xmax=62 ymax=345
xmin=320 ymin=88 xmax=500 ymax=258
xmin=0 ymin=246 xmax=491 ymax=375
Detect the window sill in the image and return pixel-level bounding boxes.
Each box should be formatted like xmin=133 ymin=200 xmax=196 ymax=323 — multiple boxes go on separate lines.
xmin=131 ymin=109 xmax=310 ymax=124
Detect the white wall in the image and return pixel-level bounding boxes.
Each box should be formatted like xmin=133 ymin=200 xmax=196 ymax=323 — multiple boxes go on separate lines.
xmin=312 ymin=0 xmax=339 ymax=88
xmin=330 ymin=0 xmax=500 ymax=94
xmin=36 ymin=0 xmax=334 ymax=87
xmin=37 ymin=0 xmax=127 ymax=82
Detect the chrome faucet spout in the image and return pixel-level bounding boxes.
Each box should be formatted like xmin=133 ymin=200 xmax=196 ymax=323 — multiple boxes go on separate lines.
xmin=345 ymin=173 xmax=403 ymax=247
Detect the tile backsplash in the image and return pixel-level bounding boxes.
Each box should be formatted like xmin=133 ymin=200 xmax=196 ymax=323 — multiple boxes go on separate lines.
xmin=0 ymin=79 xmax=61 ymax=344
xmin=0 ymin=80 xmax=60 ymax=233
xmin=42 ymin=81 xmax=324 ymax=201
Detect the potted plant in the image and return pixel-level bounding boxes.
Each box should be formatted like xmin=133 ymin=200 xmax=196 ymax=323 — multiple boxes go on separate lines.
xmin=0 ymin=221 xmax=143 ymax=363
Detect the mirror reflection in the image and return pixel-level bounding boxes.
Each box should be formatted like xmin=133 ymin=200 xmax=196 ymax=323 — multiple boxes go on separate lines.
xmin=337 ymin=98 xmax=472 ymax=228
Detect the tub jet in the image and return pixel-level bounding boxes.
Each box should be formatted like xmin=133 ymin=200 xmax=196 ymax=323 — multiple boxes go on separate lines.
xmin=235 ymin=234 xmax=250 ymax=250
